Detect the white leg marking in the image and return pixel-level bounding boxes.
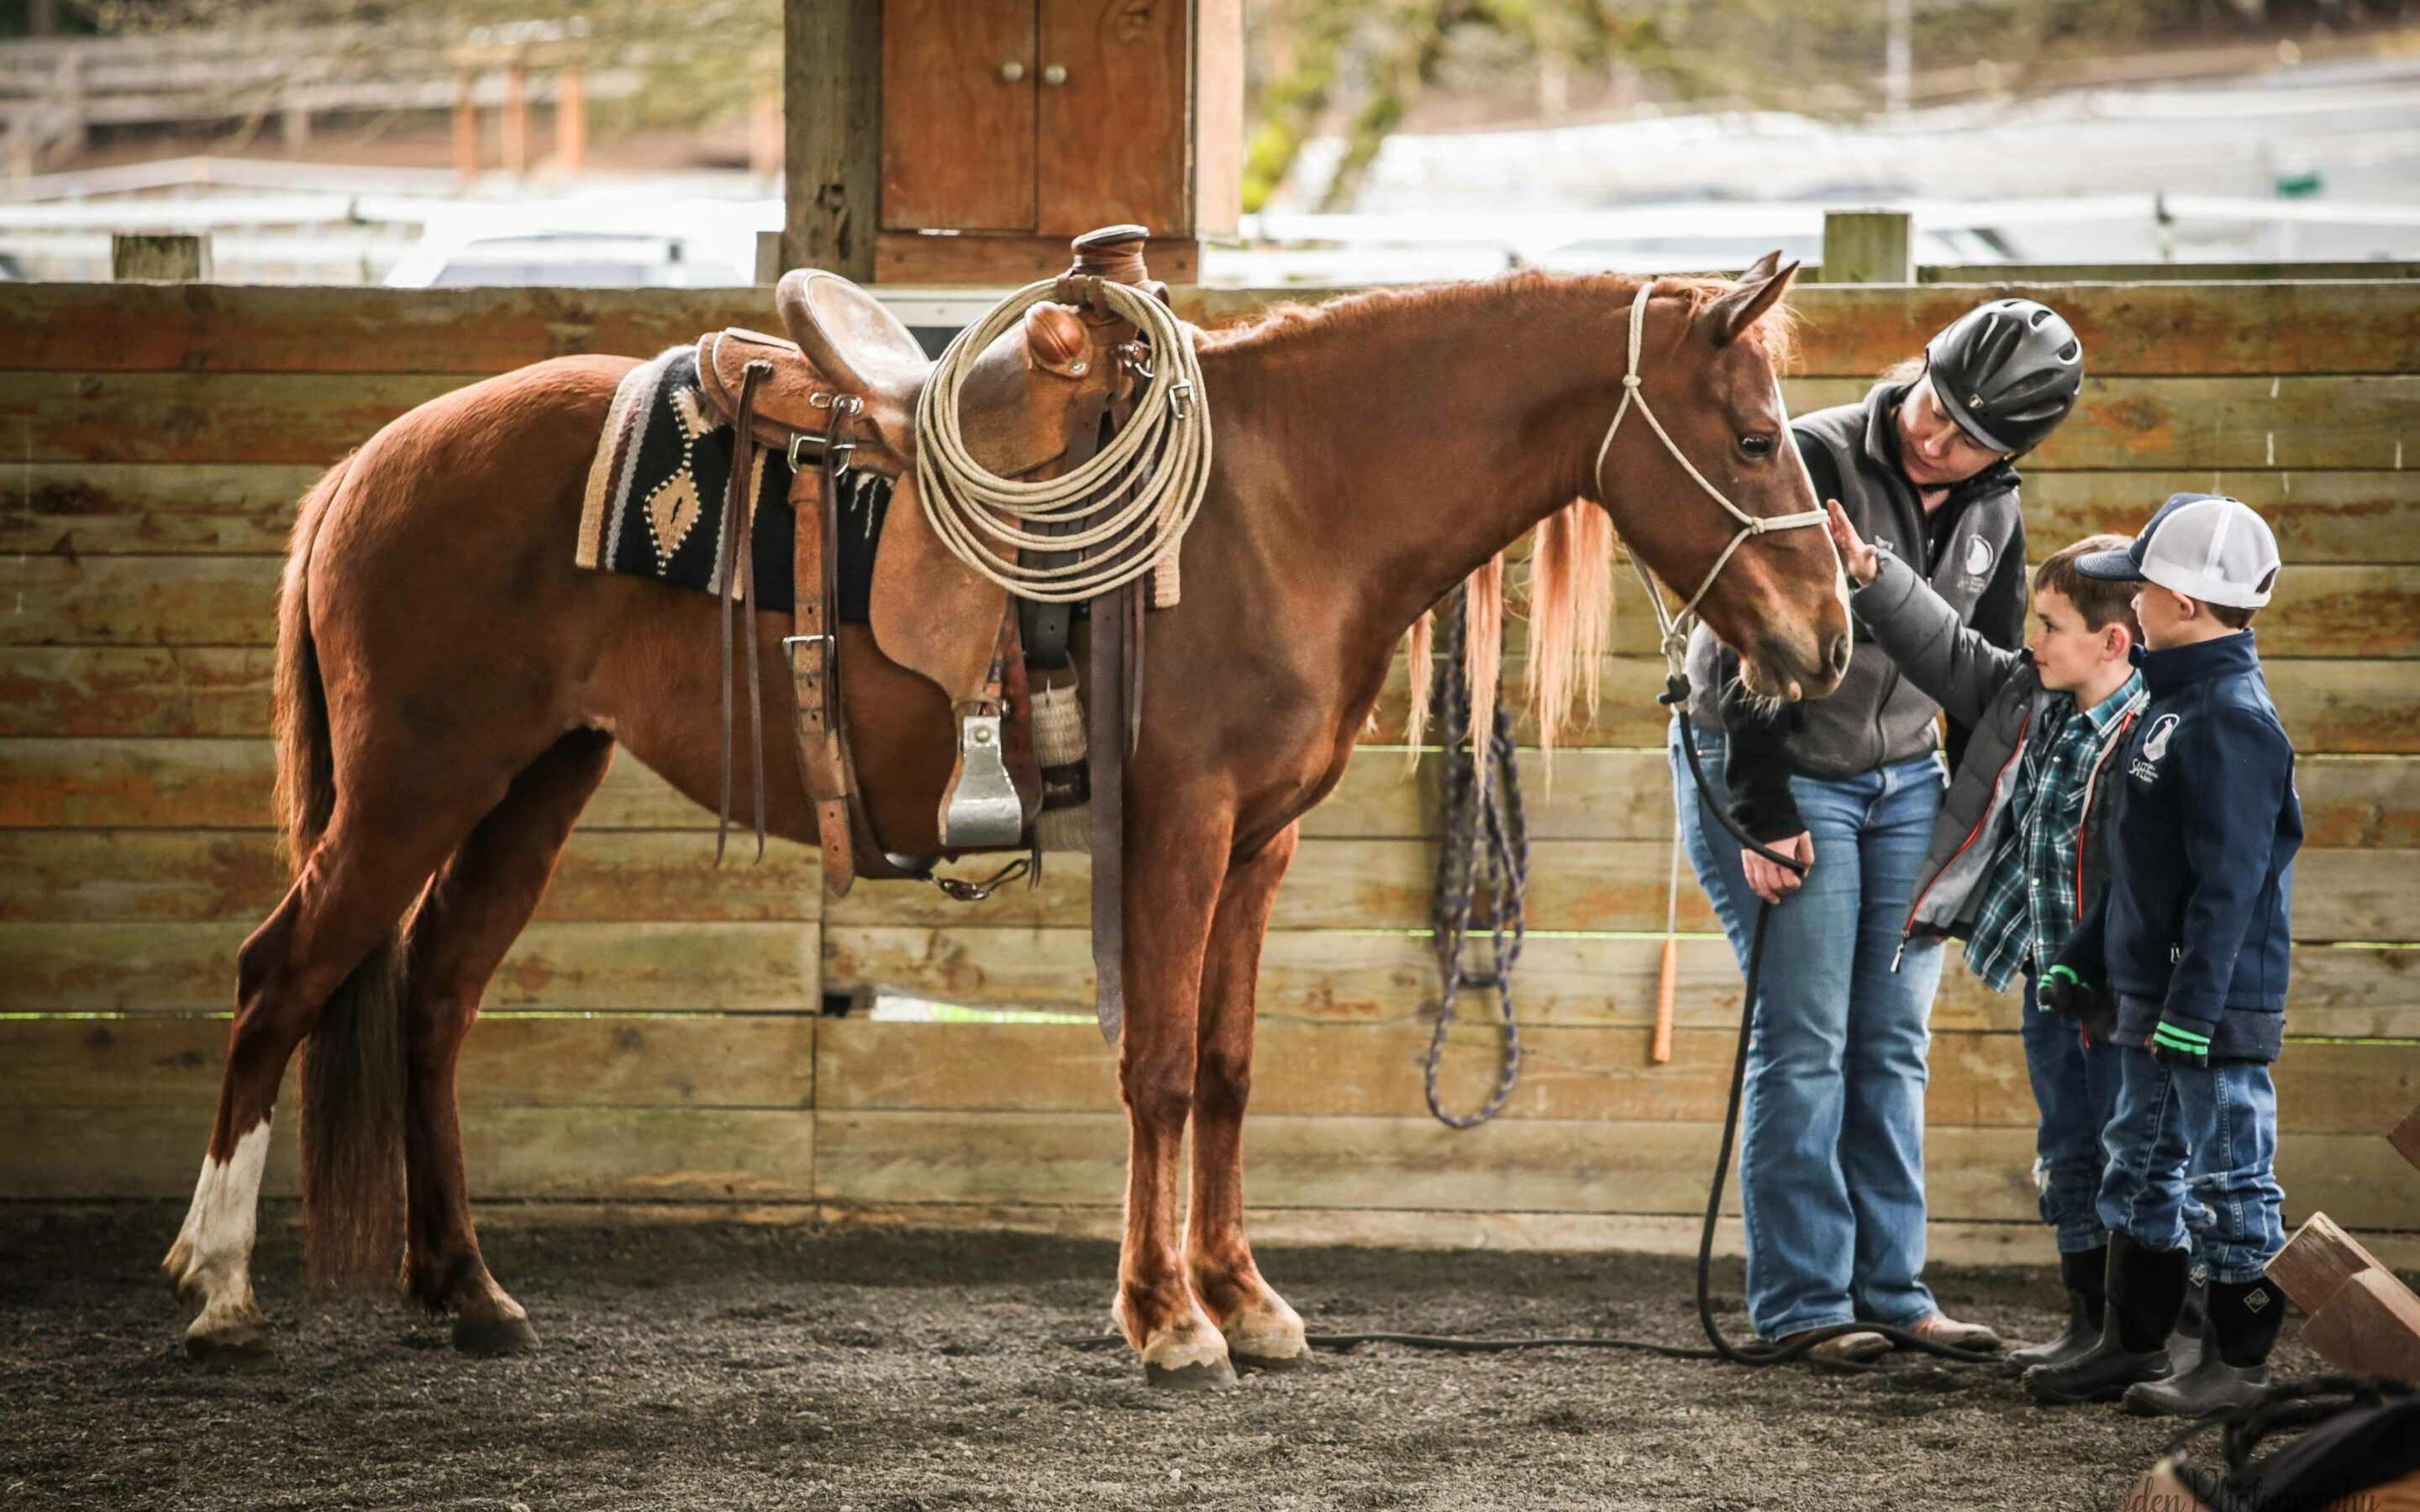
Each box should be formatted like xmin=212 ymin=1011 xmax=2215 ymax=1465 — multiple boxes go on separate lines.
xmin=164 ymin=1118 xmax=271 ymax=1338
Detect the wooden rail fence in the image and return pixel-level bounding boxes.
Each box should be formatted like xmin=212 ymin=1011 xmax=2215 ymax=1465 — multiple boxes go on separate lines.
xmin=3 ymin=278 xmax=2417 ymax=1264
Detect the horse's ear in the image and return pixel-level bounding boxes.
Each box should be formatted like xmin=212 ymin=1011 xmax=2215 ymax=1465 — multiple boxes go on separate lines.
xmin=1702 ymin=255 xmax=1800 ymax=348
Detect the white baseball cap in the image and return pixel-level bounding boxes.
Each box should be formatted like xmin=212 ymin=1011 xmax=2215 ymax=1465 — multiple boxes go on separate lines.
xmin=2075 ymin=493 xmax=2281 ymax=609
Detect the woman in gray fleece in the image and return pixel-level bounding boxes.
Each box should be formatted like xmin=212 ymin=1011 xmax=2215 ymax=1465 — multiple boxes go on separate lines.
xmin=1669 ymin=298 xmax=2083 ymax=1362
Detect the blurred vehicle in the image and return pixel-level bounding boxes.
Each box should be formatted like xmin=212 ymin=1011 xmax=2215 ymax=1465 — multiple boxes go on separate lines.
xmin=382 ymin=197 xmax=774 ymax=288
xmin=394 ymin=230 xmax=748 ymax=288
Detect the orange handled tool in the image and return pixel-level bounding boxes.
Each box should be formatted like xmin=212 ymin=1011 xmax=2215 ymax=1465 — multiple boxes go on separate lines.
xmin=1654 ymin=825 xmax=1681 ymax=1063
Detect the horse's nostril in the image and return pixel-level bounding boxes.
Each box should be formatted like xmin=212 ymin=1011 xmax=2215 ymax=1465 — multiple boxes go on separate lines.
xmin=1826 ymin=633 xmax=1851 ymax=677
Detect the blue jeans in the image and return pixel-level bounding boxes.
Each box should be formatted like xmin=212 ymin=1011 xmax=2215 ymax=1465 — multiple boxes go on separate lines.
xmin=1670 ymin=719 xmax=1947 ymax=1338
xmin=2098 ymin=1040 xmax=2286 ymax=1284
xmin=2019 ymin=977 xmax=2134 ymax=1254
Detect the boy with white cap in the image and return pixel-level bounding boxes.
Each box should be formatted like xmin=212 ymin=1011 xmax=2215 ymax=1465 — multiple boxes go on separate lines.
xmin=2025 ymin=494 xmax=2303 ymax=1416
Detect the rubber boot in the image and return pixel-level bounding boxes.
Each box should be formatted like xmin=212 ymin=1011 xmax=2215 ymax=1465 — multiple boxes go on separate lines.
xmin=2166 ymin=1279 xmax=2207 ymax=1377
xmin=2008 ymin=1246 xmax=2107 ymax=1369
xmin=2023 ymin=1235 xmax=2189 ymax=1404
xmin=2121 ymin=1277 xmax=2284 ymax=1419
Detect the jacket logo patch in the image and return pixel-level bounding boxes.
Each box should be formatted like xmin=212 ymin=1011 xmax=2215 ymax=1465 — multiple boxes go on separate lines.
xmin=1963 ymin=535 xmax=1996 ymax=581
xmin=2131 ymin=712 xmax=2181 ymax=780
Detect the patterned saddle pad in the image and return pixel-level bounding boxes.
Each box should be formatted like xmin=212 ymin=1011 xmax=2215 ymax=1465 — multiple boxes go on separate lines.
xmin=574 ymin=344 xmax=890 ymax=618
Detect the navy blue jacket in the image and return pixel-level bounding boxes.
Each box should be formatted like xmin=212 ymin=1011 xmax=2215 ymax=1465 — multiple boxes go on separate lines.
xmin=2056 ymin=632 xmax=2301 ymax=1061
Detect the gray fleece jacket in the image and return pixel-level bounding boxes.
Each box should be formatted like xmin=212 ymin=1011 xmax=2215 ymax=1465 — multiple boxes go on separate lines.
xmin=1683 ymin=381 xmax=2028 ymax=842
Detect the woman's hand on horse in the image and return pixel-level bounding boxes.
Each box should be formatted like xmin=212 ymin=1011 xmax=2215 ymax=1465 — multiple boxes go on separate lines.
xmin=1826 ymin=501 xmax=1879 ymax=587
xmin=1741 ymin=832 xmax=1814 ymax=905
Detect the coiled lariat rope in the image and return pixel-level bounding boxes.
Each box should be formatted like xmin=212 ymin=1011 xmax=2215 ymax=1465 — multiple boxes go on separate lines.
xmin=1423 ymin=585 xmax=1528 ymax=1129
xmin=913 ymin=277 xmax=1213 ymax=603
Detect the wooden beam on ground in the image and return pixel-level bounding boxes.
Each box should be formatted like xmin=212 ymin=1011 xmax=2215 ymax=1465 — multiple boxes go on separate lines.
xmin=2269 ymin=1211 xmax=2393 ymax=1314
xmin=2393 ymin=1100 xmax=2420 ymax=1174
xmin=2300 ymin=1268 xmax=2420 ymax=1383
xmin=786 ymin=0 xmax=881 ymax=281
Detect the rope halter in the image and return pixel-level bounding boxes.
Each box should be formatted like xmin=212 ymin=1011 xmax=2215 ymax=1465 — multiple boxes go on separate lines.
xmin=913 ymin=276 xmax=1212 ymax=606
xmin=1592 ymin=279 xmax=1831 ymax=674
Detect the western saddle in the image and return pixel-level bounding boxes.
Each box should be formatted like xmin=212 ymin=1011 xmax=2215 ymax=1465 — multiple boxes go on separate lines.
xmin=689 ymin=227 xmax=1167 ymax=1034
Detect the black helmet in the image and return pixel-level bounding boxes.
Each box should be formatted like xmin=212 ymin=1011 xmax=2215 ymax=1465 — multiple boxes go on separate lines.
xmin=1923 ymin=298 xmax=2084 ymax=455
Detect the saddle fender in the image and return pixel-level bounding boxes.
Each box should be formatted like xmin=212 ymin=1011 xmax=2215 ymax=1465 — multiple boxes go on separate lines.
xmin=866 ymin=305 xmax=1117 ymax=709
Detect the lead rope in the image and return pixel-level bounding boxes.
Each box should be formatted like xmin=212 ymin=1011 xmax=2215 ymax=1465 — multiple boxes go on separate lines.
xmin=913 ymin=276 xmax=1212 ymax=603
xmin=1422 ymin=585 xmax=1528 ymax=1128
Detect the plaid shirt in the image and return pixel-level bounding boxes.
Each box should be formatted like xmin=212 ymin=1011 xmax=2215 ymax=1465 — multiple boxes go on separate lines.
xmin=1965 ymin=672 xmax=2149 ymax=993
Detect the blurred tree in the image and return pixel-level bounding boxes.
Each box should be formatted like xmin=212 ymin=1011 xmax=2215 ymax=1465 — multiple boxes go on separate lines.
xmin=64 ymin=0 xmax=777 ymax=137
xmin=1242 ymin=0 xmax=2250 ymax=212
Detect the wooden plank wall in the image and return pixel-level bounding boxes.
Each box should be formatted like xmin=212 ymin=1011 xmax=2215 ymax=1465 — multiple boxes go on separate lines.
xmin=4 ymin=280 xmax=2418 ymax=1265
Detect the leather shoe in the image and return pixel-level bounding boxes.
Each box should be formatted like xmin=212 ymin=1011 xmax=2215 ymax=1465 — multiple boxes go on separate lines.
xmin=1899 ymin=1313 xmax=2003 ymax=1352
xmin=1776 ymin=1327 xmax=1891 ymax=1367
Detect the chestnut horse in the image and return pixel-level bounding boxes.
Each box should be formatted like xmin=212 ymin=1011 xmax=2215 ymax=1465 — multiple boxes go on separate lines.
xmin=163 ymin=255 xmax=1848 ymax=1383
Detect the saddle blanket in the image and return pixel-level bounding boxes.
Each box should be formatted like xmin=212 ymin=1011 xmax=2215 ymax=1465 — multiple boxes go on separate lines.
xmin=574 ymin=344 xmax=889 ymax=619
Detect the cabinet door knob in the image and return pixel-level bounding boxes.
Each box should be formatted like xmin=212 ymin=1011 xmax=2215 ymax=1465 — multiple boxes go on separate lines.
xmin=997 ymin=60 xmax=1024 ymax=83
xmin=1041 ymin=63 xmax=1067 ymax=86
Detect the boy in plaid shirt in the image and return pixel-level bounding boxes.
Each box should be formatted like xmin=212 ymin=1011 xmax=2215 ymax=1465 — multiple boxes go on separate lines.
xmin=1821 ymin=509 xmax=2162 ymax=1377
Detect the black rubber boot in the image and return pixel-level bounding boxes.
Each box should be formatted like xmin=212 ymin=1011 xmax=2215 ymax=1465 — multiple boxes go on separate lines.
xmin=2008 ymin=1246 xmax=2107 ymax=1369
xmin=2121 ymin=1276 xmax=2284 ymax=1419
xmin=2023 ymin=1235 xmax=2189 ymax=1404
xmin=2167 ymin=1278 xmax=2207 ymax=1376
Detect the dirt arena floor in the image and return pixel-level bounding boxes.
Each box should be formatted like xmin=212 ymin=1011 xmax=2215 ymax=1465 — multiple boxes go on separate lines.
xmin=3 ymin=1205 xmax=2336 ymax=1511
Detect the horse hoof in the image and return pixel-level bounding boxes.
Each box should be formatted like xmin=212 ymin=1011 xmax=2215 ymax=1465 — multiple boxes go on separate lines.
xmin=1138 ymin=1315 xmax=1235 ymax=1389
xmin=1144 ymin=1357 xmax=1238 ymax=1390
xmin=1223 ymin=1294 xmax=1310 ymax=1371
xmin=185 ymin=1321 xmax=271 ymax=1368
xmin=453 ymin=1314 xmax=539 ymax=1357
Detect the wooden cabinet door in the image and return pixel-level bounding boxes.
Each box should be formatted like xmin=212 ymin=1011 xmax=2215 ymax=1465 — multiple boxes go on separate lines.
xmin=881 ymin=0 xmax=1038 ymax=233
xmin=1035 ymin=0 xmax=1189 ymax=238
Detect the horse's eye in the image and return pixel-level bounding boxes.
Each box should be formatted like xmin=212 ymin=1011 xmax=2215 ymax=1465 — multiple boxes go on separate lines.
xmin=1739 ymin=433 xmax=1775 ymax=459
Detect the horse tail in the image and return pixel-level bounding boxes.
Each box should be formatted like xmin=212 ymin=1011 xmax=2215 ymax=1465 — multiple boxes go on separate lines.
xmin=280 ymin=455 xmax=412 ymax=1290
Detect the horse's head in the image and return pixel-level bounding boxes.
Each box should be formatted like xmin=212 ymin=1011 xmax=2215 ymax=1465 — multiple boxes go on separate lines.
xmin=1591 ymin=254 xmax=1850 ymax=703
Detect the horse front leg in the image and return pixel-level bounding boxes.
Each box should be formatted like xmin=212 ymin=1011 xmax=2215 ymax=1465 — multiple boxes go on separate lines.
xmin=1111 ymin=803 xmax=1234 ymax=1388
xmin=1187 ymin=822 xmax=1309 ymax=1370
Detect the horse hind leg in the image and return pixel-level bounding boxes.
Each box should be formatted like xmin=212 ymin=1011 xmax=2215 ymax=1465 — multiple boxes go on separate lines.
xmin=1186 ymin=822 xmax=1310 ymax=1371
xmin=401 ymin=728 xmax=615 ymax=1356
xmin=164 ymin=804 xmax=477 ymax=1363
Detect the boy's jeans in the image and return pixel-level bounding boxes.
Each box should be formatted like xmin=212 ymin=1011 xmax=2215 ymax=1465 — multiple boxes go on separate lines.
xmin=2097 ymin=1034 xmax=2286 ymax=1285
xmin=2019 ymin=977 xmax=2141 ymax=1254
xmin=1670 ymin=719 xmax=1946 ymax=1339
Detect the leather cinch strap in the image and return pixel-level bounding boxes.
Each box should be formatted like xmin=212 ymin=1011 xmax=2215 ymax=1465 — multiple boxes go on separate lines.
xmin=717 ymin=359 xmax=773 ymax=864
xmin=785 ymin=409 xmax=864 ymax=896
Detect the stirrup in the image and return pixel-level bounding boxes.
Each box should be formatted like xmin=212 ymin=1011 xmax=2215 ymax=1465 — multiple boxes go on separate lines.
xmin=938 ymin=711 xmax=1025 ymax=848
xmin=933 ymin=857 xmax=1032 ymax=903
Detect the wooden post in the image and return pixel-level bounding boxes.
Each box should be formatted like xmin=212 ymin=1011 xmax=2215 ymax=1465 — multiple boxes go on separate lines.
xmin=556 ymin=60 xmax=587 ymax=175
xmin=502 ymin=60 xmax=529 ymax=176
xmin=453 ymin=71 xmax=480 ymax=179
xmin=1821 ymin=210 xmax=1915 ymax=284
xmin=786 ymin=0 xmax=881 ymax=281
xmin=112 ymin=234 xmax=209 ymax=282
xmin=756 ymin=229 xmax=786 ymax=286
